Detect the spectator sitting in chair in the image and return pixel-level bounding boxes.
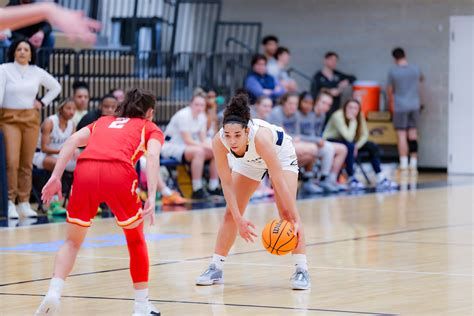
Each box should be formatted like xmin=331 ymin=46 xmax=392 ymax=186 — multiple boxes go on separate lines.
xmin=161 ymin=93 xmax=222 ymax=199
xmin=71 ymin=81 xmax=90 ymax=127
xmin=323 ymin=99 xmax=398 ymax=190
xmin=109 ymin=87 xmax=125 ymax=103
xmin=267 ymin=47 xmax=298 ymax=93
xmin=250 ymin=95 xmax=273 ymax=121
xmin=77 ymin=94 xmax=118 ymax=130
xmin=297 ymin=91 xmax=347 ymax=192
xmin=33 ymin=98 xmax=78 ymax=215
xmin=261 ymin=35 xmax=278 ymax=62
xmin=311 ymin=51 xmax=356 ymax=121
xmin=267 ymin=92 xmax=322 ymax=195
xmin=244 ymin=54 xmax=285 ymax=104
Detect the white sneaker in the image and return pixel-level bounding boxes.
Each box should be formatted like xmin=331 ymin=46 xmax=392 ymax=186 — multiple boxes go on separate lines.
xmin=195 ymin=263 xmax=223 ymax=286
xmin=8 ymin=200 xmax=18 ymax=218
xmin=16 ymin=202 xmax=37 ymax=218
xmin=35 ymin=294 xmax=60 ymax=315
xmin=290 ymin=268 xmax=311 ymax=290
xmin=132 ymin=301 xmax=160 ymax=316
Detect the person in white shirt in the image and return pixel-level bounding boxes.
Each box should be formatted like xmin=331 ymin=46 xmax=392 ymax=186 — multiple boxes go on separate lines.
xmin=71 ymin=81 xmax=90 ymax=127
xmin=161 ymin=93 xmax=221 ymax=199
xmin=0 ymin=39 xmax=61 ymax=219
xmin=33 ymin=98 xmax=77 ymax=173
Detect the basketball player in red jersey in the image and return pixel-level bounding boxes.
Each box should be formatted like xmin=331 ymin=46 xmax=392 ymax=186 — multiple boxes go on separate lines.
xmin=35 ymin=89 xmax=163 ymax=316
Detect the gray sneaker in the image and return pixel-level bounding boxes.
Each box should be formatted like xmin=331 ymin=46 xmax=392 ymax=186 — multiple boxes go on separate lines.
xmin=195 ymin=263 xmax=223 ymax=285
xmin=319 ymin=179 xmax=339 ymax=193
xmin=301 ymin=181 xmax=324 ymax=194
xmin=290 ymin=268 xmax=311 ymax=290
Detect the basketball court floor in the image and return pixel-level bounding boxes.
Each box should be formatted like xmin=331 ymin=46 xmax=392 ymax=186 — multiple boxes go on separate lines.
xmin=0 ymin=173 xmax=473 ymax=315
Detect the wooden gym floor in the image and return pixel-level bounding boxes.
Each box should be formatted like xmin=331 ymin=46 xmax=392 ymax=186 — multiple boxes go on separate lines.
xmin=0 ymin=173 xmax=473 ymax=315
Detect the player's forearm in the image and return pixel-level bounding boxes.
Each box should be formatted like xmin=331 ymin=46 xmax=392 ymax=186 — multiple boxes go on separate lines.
xmin=145 ymin=153 xmax=160 ymax=198
xmin=221 ymin=182 xmax=242 ymax=222
xmin=0 ymin=3 xmax=53 ymax=31
xmin=51 ymin=139 xmax=78 ymax=179
xmin=272 ymin=177 xmax=298 ymax=222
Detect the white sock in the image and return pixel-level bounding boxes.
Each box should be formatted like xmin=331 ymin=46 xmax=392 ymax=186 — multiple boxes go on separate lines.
xmin=400 ymin=156 xmax=408 ymax=169
xmin=410 ymin=157 xmax=417 ymax=168
xmin=328 ymin=172 xmax=338 ymax=183
xmin=376 ymin=172 xmax=385 ymax=182
xmin=293 ymin=254 xmax=308 ymax=271
xmin=212 ymin=253 xmax=226 ymax=270
xmin=192 ymin=179 xmax=203 ymax=191
xmin=208 ymin=179 xmax=219 ymax=191
xmin=47 ymin=277 xmax=64 ymax=297
xmin=134 ymin=288 xmax=149 ymax=303
xmin=161 ymin=186 xmax=172 ymax=197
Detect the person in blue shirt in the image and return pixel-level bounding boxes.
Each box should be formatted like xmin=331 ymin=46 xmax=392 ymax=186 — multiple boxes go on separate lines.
xmin=244 ymin=54 xmax=285 ymax=104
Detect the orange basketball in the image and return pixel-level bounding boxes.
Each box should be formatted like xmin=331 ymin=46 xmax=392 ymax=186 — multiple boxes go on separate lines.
xmin=262 ymin=219 xmax=298 ymax=255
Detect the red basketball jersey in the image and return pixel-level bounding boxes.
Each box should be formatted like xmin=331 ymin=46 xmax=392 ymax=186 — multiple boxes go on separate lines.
xmin=79 ymin=116 xmax=164 ymax=166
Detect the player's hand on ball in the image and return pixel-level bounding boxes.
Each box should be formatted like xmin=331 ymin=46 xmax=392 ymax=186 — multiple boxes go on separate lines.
xmin=238 ymin=218 xmax=257 ymax=242
xmin=41 ymin=175 xmax=62 ymax=205
xmin=143 ymin=196 xmax=156 ymax=226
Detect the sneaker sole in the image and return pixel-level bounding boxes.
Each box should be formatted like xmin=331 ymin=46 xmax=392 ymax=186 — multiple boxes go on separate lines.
xmin=195 ymin=278 xmax=224 ymax=286
xmin=291 ymin=284 xmax=311 ymax=290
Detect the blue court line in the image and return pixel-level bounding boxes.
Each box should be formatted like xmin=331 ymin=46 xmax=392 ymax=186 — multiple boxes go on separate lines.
xmin=0 ymin=233 xmax=189 ymax=252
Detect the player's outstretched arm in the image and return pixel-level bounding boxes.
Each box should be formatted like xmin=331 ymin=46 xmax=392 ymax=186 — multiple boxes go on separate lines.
xmin=143 ymin=139 xmax=162 ymax=225
xmin=0 ymin=3 xmax=100 ymax=43
xmin=41 ymin=127 xmax=91 ymax=205
xmin=212 ymin=134 xmax=257 ymax=242
xmin=255 ymin=129 xmax=300 ymax=234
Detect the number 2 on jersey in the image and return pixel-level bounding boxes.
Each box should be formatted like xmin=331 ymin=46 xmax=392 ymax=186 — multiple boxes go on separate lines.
xmin=108 ymin=118 xmax=130 ymax=129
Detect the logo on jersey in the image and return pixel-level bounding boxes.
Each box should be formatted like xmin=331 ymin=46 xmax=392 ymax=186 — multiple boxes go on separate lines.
xmin=290 ymin=159 xmax=298 ymax=166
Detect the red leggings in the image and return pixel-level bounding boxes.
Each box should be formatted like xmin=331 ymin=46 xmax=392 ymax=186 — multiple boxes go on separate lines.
xmin=123 ymin=222 xmax=149 ymax=283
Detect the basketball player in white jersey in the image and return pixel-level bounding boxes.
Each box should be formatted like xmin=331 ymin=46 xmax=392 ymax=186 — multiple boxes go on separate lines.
xmin=33 ymin=98 xmax=78 ymax=173
xmin=195 ymin=93 xmax=311 ymax=290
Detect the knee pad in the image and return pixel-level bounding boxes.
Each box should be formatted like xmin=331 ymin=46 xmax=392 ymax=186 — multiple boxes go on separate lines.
xmin=408 ymin=140 xmax=418 ymax=153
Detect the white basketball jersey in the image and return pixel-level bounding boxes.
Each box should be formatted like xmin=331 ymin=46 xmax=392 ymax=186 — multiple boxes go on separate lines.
xmin=219 ymin=118 xmax=289 ymax=169
xmin=37 ymin=114 xmax=74 ymax=151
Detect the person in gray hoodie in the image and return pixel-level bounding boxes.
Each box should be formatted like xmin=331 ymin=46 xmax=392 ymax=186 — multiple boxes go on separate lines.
xmin=267 ymin=92 xmax=322 ymax=194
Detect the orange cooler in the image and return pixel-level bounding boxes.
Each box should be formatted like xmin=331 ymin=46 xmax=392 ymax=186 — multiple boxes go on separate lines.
xmin=352 ymin=81 xmax=380 ymax=118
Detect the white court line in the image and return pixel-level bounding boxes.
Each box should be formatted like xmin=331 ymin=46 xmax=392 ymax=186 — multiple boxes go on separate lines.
xmin=2 ymin=252 xmax=472 ymax=277
xmin=168 ymin=259 xmax=474 ymax=278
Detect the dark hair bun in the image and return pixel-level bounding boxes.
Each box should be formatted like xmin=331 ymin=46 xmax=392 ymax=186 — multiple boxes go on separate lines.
xmin=223 ymin=92 xmax=251 ymax=126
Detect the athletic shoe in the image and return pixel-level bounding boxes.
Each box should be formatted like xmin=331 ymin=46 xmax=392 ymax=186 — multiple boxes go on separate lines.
xmin=195 ymin=263 xmax=223 ymax=285
xmin=376 ymin=178 xmax=399 ymax=190
xmin=191 ymin=188 xmax=208 ymax=200
xmin=162 ymin=191 xmax=187 ymax=205
xmin=319 ymin=179 xmax=339 ymax=193
xmin=8 ymin=200 xmax=18 ymax=219
xmin=48 ymin=201 xmax=67 ymax=216
xmin=34 ymin=294 xmax=60 ymax=315
xmin=208 ymin=188 xmax=224 ymax=196
xmin=409 ymin=165 xmax=418 ymax=174
xmin=16 ymin=202 xmax=37 ymax=218
xmin=348 ymin=178 xmax=365 ymax=190
xmin=290 ymin=267 xmax=311 ymax=290
xmin=132 ymin=301 xmax=160 ymax=316
xmin=301 ymin=181 xmax=324 ymax=194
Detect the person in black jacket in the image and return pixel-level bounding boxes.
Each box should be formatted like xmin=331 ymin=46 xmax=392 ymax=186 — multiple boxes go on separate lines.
xmin=77 ymin=94 xmax=118 ymax=131
xmin=311 ymin=52 xmax=356 ymax=121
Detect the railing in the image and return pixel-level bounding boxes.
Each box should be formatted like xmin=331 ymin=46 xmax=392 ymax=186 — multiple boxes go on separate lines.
xmin=212 ymin=21 xmax=261 ymax=53
xmin=0 ymin=48 xmax=251 ymax=122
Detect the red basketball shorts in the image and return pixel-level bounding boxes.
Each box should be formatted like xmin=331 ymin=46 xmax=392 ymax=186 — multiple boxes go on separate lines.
xmin=67 ymin=160 xmax=143 ymax=227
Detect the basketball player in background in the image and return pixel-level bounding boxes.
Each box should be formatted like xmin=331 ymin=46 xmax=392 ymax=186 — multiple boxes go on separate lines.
xmin=195 ymin=93 xmax=311 ymax=290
